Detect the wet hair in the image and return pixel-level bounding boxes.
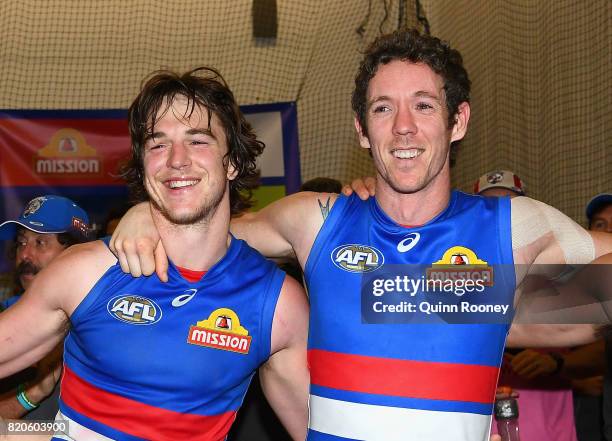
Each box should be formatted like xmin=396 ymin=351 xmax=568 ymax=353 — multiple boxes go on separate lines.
xmin=352 ymin=28 xmax=471 ymax=141
xmin=123 ymin=67 xmax=264 ymax=215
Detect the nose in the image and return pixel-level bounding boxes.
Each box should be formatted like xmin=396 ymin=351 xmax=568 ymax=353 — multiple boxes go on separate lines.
xmin=393 ymin=106 xmax=417 ymax=136
xmin=167 ymin=143 xmax=192 ymax=170
xmin=16 ymin=241 xmax=34 ymax=264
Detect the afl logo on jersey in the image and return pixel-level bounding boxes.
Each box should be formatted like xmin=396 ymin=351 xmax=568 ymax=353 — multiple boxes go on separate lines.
xmin=107 ymin=295 xmax=162 ymax=325
xmin=332 ymin=244 xmax=384 ymax=273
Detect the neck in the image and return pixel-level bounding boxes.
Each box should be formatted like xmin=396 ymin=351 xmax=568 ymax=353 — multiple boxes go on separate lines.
xmin=375 ymin=168 xmax=452 ymax=226
xmin=152 ymin=197 xmax=232 ymax=271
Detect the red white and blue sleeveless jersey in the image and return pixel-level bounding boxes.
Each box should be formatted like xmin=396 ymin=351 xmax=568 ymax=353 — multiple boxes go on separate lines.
xmin=304 ymin=191 xmax=515 ymax=441
xmin=52 ymin=236 xmax=284 ymax=441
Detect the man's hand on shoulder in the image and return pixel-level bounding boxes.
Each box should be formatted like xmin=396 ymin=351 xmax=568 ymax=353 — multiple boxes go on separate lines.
xmin=341 ymin=176 xmax=376 ymax=200
xmin=110 ymin=202 xmax=168 ymax=281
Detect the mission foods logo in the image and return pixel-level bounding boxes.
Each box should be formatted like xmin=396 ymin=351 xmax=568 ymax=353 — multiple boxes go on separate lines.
xmin=33 ymin=128 xmax=102 ymax=177
xmin=187 ymin=308 xmax=252 ymax=354
xmin=107 ymin=295 xmax=162 ymax=325
xmin=426 ymin=246 xmax=494 ymax=286
xmin=332 ymin=244 xmax=384 ymax=273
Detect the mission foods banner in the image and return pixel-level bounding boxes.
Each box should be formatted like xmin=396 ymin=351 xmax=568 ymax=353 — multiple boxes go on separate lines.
xmin=0 ymin=102 xmax=300 ymax=271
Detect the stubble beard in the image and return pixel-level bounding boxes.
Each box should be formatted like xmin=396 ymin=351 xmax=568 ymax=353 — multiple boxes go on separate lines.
xmin=376 ymin=144 xmax=450 ymax=196
xmin=150 ymin=185 xmax=227 ymax=226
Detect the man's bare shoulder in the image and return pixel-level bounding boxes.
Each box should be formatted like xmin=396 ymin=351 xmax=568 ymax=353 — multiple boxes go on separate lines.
xmin=57 ymin=240 xmax=118 ymax=269
xmin=231 ymin=191 xmax=340 ymax=263
xmin=270 ymin=274 xmax=309 ymax=354
xmin=298 ymin=191 xmax=340 ymax=221
xmin=240 ymin=191 xmax=339 ymax=220
xmin=30 ymin=240 xmax=118 ymax=315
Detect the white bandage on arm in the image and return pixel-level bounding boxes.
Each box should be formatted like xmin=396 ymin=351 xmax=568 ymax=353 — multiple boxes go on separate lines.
xmin=511 ymin=197 xmax=594 ymax=264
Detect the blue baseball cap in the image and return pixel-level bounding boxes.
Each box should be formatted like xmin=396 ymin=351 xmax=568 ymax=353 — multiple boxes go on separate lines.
xmin=0 ymin=195 xmax=90 ymax=241
xmin=586 ymin=193 xmax=612 ymax=221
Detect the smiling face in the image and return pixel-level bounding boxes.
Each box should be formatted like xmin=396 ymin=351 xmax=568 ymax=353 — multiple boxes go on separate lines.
xmin=142 ymin=96 xmax=236 ymax=226
xmin=355 ymin=60 xmax=469 ymax=196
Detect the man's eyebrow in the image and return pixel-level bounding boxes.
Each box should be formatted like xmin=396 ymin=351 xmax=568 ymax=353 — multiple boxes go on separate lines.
xmin=367 ymin=95 xmax=391 ymax=108
xmin=144 ymin=128 xmax=215 ymax=142
xmin=144 ymin=131 xmax=165 ymax=142
xmin=185 ymin=128 xmax=215 ymax=138
xmin=414 ymin=90 xmax=443 ymax=101
xmin=367 ymin=90 xmax=443 ymax=108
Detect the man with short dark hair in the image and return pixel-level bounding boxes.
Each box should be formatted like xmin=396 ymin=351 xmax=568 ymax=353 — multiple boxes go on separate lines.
xmin=0 ymin=195 xmax=90 ymax=421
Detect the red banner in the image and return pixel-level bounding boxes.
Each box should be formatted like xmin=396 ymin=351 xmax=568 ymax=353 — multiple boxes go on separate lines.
xmin=0 ymin=112 xmax=129 ymax=187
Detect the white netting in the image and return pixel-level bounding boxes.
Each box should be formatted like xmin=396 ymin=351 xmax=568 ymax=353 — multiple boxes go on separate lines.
xmin=1 ymin=0 xmax=610 ymax=223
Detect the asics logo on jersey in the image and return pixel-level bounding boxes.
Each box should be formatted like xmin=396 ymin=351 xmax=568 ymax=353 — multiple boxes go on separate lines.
xmin=172 ymin=289 xmax=198 ymax=307
xmin=397 ymin=232 xmax=420 ymax=253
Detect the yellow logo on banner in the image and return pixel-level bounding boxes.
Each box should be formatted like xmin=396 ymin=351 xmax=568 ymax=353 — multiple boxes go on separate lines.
xmin=34 ymin=128 xmax=101 ymax=176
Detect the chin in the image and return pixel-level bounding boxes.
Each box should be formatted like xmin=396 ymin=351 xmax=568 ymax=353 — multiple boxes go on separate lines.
xmin=163 ymin=209 xmax=209 ymax=225
xmin=386 ymin=177 xmax=427 ymax=195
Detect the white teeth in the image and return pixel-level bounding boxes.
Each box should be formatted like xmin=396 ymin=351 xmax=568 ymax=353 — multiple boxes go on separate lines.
xmin=168 ymin=180 xmax=198 ymax=189
xmin=393 ymin=149 xmax=421 ymax=159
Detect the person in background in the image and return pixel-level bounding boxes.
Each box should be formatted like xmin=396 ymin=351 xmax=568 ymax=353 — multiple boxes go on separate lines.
xmin=588 ymin=194 xmax=612 ymax=234
xmin=581 ymin=193 xmax=612 ymax=441
xmin=473 ymin=169 xmax=525 ymax=198
xmin=475 ymin=171 xmax=579 ymax=441
xmin=0 ymin=195 xmax=91 ymax=420
xmin=100 ymin=204 xmax=132 ymax=238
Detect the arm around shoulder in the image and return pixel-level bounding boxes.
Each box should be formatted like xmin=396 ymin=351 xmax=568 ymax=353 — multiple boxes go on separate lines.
xmin=231 ymin=191 xmax=337 ymax=265
xmin=259 ymin=274 xmax=309 ymax=441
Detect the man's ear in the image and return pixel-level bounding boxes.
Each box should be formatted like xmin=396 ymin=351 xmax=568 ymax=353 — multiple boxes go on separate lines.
xmin=226 ymin=158 xmax=238 ymax=181
xmin=450 ymin=101 xmax=471 ymax=143
xmin=354 ymin=117 xmax=371 ymax=150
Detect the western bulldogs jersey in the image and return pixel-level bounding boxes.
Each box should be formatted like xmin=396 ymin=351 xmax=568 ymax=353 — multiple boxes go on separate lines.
xmin=304 ymin=191 xmax=515 ymax=441
xmin=52 ymin=236 xmax=284 ymax=441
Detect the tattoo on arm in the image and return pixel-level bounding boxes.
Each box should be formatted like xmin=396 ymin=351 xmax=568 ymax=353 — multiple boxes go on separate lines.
xmin=318 ymin=197 xmax=331 ymax=220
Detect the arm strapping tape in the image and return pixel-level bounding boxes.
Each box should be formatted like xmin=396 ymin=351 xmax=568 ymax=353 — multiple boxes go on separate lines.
xmin=511 ymin=197 xmax=594 ymax=264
